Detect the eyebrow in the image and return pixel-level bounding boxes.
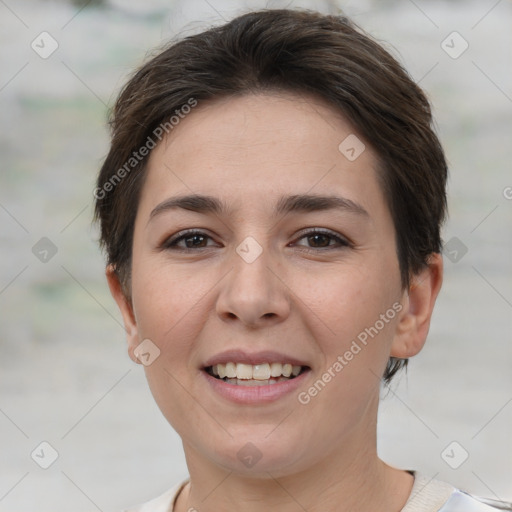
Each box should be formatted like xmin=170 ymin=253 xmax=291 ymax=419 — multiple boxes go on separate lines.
xmin=149 ymin=193 xmax=369 ymax=221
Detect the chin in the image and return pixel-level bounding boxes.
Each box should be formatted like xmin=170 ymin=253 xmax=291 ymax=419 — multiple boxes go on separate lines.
xmin=201 ymin=430 xmax=311 ymax=477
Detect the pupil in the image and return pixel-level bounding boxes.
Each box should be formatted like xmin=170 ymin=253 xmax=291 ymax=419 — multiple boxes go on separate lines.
xmin=187 ymin=235 xmax=206 ymax=248
xmin=309 ymin=234 xmax=329 ymax=247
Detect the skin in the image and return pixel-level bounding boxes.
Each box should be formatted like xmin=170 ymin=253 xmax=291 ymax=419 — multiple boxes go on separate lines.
xmin=107 ymin=92 xmax=443 ymax=512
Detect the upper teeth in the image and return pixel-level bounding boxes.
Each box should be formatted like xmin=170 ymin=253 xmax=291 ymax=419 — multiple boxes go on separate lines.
xmin=211 ymin=362 xmax=302 ymax=380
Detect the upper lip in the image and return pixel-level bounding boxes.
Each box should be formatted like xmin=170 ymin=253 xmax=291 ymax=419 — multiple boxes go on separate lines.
xmin=202 ymin=349 xmax=310 ymax=369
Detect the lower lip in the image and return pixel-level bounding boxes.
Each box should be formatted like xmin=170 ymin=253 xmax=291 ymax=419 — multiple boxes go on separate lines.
xmin=201 ymin=369 xmax=310 ymax=404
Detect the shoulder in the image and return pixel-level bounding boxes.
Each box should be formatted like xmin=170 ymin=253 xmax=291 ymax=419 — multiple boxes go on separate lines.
xmin=119 ymin=474 xmax=512 ymax=512
xmin=121 ymin=480 xmax=189 ymax=512
xmin=440 ymin=490 xmax=512 ymax=511
xmin=403 ymin=471 xmax=512 ymax=512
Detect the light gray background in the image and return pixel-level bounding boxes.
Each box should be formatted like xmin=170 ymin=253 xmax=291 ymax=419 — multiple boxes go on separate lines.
xmin=1 ymin=0 xmax=511 ymax=510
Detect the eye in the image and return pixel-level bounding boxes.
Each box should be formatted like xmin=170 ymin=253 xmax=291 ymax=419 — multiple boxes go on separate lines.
xmin=292 ymin=228 xmax=351 ymax=251
xmin=161 ymin=230 xmax=219 ymax=251
xmin=160 ymin=228 xmax=351 ymax=253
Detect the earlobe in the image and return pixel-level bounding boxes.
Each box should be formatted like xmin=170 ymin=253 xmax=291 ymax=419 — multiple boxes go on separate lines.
xmin=105 ymin=265 xmax=141 ymax=364
xmin=391 ymin=253 xmax=443 ymax=359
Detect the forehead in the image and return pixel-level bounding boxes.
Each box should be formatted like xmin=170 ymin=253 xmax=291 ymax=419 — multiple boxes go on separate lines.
xmin=139 ymin=92 xmax=387 ymax=221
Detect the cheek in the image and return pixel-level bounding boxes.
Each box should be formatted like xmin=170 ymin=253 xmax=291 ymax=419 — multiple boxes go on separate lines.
xmin=317 ymin=260 xmax=398 ymax=317
xmin=298 ymin=272 xmax=400 ymax=431
xmin=131 ymin=254 xmax=207 ymax=334
xmin=129 ymin=258 xmax=209 ymax=375
xmin=308 ymin=258 xmax=401 ymax=367
xmin=130 ymin=260 xmax=211 ymax=435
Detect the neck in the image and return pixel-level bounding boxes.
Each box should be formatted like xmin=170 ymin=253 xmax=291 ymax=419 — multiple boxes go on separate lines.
xmin=175 ymin=409 xmax=413 ymax=512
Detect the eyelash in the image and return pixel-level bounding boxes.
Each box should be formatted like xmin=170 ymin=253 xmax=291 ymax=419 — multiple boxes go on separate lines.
xmin=160 ymin=228 xmax=351 ymax=253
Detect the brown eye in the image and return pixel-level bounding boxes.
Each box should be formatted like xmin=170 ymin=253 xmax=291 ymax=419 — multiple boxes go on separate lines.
xmin=306 ymin=233 xmax=331 ymax=248
xmin=162 ymin=230 xmax=218 ymax=251
xmin=294 ymin=229 xmax=350 ymax=250
xmin=182 ymin=234 xmax=208 ymax=248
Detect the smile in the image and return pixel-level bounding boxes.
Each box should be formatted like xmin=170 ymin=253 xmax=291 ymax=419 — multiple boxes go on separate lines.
xmin=205 ymin=362 xmax=305 ymax=386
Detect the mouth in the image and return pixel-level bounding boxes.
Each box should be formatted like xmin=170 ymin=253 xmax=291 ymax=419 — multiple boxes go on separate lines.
xmin=204 ymin=362 xmax=309 ymax=386
xmin=201 ymin=350 xmax=311 ymax=403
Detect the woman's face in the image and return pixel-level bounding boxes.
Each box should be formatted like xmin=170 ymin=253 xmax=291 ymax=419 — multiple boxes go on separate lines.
xmin=118 ymin=93 xmax=408 ymax=475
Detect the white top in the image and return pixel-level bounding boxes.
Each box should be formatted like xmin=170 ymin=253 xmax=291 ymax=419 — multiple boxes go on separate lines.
xmin=123 ymin=472 xmax=512 ymax=512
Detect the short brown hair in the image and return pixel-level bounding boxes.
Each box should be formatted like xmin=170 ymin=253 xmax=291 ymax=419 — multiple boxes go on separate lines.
xmin=94 ymin=9 xmax=448 ymax=383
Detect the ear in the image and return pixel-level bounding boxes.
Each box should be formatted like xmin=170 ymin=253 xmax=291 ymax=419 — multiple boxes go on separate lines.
xmin=391 ymin=253 xmax=443 ymax=359
xmin=105 ymin=265 xmax=141 ymax=364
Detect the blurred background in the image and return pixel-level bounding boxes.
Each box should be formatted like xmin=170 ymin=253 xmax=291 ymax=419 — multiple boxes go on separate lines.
xmin=0 ymin=0 xmax=511 ymax=510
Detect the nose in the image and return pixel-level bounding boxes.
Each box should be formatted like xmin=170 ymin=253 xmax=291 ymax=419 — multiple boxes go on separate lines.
xmin=215 ymin=240 xmax=291 ymax=329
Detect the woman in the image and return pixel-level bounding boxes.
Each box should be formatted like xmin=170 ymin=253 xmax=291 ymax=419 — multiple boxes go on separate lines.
xmin=94 ymin=8 xmax=511 ymax=512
